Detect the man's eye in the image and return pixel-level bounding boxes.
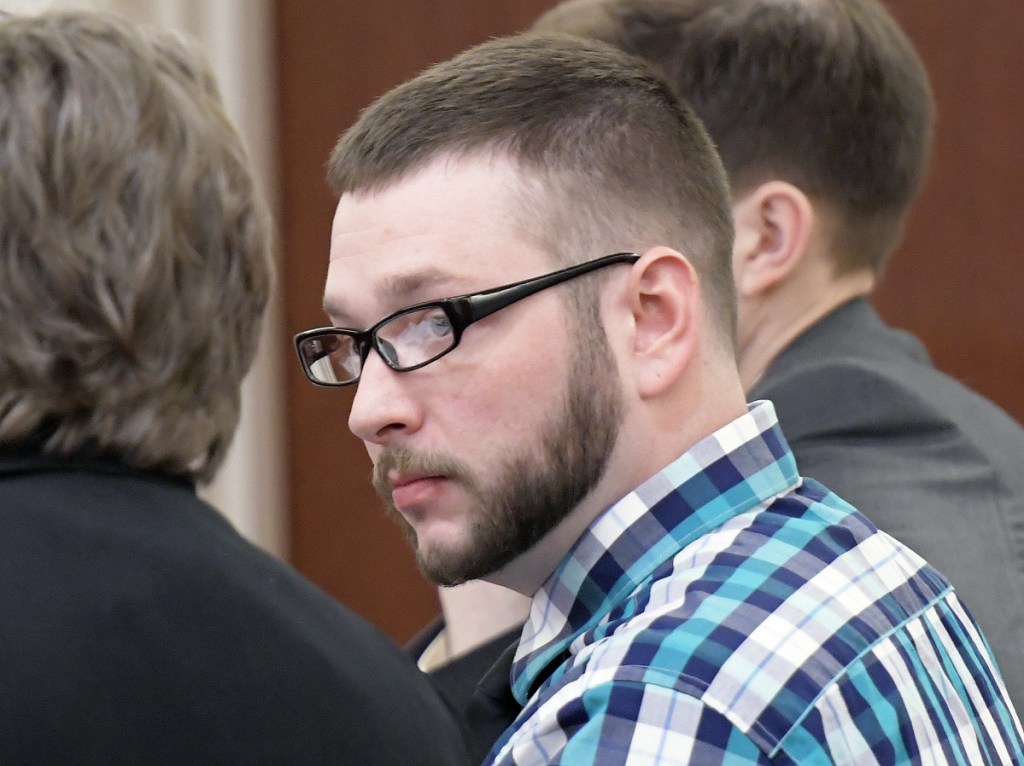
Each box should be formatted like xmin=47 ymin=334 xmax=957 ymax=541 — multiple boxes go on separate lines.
xmin=426 ymin=314 xmax=453 ymax=337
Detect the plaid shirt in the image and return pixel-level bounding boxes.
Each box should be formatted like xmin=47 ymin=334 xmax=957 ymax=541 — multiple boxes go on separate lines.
xmin=487 ymin=402 xmax=1024 ymax=765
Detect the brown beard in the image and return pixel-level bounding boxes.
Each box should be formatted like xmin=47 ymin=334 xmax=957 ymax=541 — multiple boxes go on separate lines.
xmin=371 ymin=324 xmax=622 ymax=586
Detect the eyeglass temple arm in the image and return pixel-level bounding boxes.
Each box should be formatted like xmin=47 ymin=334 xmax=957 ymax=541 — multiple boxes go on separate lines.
xmin=456 ymin=252 xmax=639 ymax=324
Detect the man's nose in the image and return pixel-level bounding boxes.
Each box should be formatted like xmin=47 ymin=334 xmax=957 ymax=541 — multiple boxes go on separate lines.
xmin=347 ymin=349 xmax=422 ymax=445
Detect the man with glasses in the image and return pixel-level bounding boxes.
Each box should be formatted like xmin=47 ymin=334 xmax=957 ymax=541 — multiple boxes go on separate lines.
xmin=407 ymin=0 xmax=1024 ymax=737
xmin=298 ymin=32 xmax=1023 ymax=765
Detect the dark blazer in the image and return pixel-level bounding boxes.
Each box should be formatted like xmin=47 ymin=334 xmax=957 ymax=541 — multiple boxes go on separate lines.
xmin=408 ymin=617 xmax=522 ymax=765
xmin=750 ymin=298 xmax=1024 ymax=709
xmin=0 ymin=446 xmax=469 ymax=766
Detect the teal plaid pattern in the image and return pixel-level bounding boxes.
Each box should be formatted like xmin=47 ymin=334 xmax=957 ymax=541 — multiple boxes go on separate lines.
xmin=488 ymin=402 xmax=1023 ymax=764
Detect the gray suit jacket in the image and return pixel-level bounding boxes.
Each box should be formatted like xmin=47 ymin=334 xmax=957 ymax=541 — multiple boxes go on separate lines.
xmin=751 ymin=298 xmax=1024 ymax=709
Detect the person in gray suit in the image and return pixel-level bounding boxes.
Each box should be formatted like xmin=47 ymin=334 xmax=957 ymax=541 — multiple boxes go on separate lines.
xmin=533 ymin=0 xmax=1024 ymax=708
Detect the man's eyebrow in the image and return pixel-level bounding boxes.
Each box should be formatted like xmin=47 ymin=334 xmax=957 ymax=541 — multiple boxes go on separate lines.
xmin=322 ymin=268 xmax=467 ymax=329
xmin=321 ymin=296 xmax=355 ymax=328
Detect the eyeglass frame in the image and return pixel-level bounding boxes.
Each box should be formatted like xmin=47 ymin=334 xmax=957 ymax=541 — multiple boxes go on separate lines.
xmin=294 ymin=251 xmax=640 ymax=387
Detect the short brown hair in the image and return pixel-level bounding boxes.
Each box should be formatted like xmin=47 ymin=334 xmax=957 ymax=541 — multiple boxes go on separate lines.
xmin=327 ymin=32 xmax=737 ymax=347
xmin=534 ymin=0 xmax=935 ymax=275
xmin=0 ymin=11 xmax=272 ymax=482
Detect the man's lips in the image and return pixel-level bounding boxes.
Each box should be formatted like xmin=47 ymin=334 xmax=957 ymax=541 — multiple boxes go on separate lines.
xmin=389 ymin=473 xmax=448 ymax=512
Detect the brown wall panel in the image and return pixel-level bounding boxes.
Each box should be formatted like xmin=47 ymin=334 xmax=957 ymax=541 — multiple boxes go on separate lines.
xmin=276 ymin=1 xmax=1024 ymax=643
xmin=876 ymin=1 xmax=1024 ymax=422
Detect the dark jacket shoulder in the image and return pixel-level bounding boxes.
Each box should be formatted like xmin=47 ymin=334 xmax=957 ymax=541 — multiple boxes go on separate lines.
xmin=750 ymin=298 xmax=1024 ymax=709
xmin=0 ymin=448 xmax=469 ymax=766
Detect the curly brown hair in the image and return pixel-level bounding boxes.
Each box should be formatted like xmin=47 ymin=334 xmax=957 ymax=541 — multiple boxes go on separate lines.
xmin=0 ymin=11 xmax=272 ymax=482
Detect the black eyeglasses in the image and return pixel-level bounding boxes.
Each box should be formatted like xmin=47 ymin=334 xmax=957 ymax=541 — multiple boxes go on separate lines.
xmin=295 ymin=251 xmax=639 ymax=387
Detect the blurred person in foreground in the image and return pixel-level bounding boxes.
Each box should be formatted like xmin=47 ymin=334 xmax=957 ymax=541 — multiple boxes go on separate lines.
xmin=533 ymin=0 xmax=1024 ymax=712
xmin=0 ymin=10 xmax=467 ymax=765
xmin=296 ymin=30 xmax=1024 ymax=765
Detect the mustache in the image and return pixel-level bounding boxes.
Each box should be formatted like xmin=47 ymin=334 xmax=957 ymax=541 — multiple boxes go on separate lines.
xmin=371 ymin=446 xmax=475 ymax=498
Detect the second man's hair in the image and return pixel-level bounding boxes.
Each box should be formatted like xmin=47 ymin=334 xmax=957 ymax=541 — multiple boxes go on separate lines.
xmin=534 ymin=0 xmax=935 ymax=275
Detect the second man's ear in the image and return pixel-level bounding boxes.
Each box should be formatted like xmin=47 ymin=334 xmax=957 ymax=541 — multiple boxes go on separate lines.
xmin=731 ymin=180 xmax=815 ymax=298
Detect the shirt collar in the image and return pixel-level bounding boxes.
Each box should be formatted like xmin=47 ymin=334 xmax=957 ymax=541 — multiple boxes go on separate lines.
xmin=511 ymin=400 xmax=799 ymax=702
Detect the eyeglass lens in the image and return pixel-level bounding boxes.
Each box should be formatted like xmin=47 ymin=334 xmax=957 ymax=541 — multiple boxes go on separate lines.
xmin=302 ymin=335 xmax=357 ymax=385
xmin=300 ymin=305 xmax=456 ymax=384
xmin=377 ymin=306 xmax=454 ymax=370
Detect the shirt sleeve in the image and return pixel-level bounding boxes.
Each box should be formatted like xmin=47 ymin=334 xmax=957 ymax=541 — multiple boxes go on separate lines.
xmin=495 ymin=679 xmax=773 ymax=765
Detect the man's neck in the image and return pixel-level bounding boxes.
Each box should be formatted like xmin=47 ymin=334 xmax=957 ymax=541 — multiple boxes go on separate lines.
xmin=739 ymin=268 xmax=875 ymax=392
xmin=438 ymin=580 xmax=531 ymax=661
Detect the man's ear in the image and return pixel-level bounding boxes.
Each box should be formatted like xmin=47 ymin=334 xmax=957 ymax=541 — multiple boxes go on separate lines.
xmin=731 ymin=181 xmax=814 ymax=298
xmin=625 ymin=247 xmax=700 ymax=399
